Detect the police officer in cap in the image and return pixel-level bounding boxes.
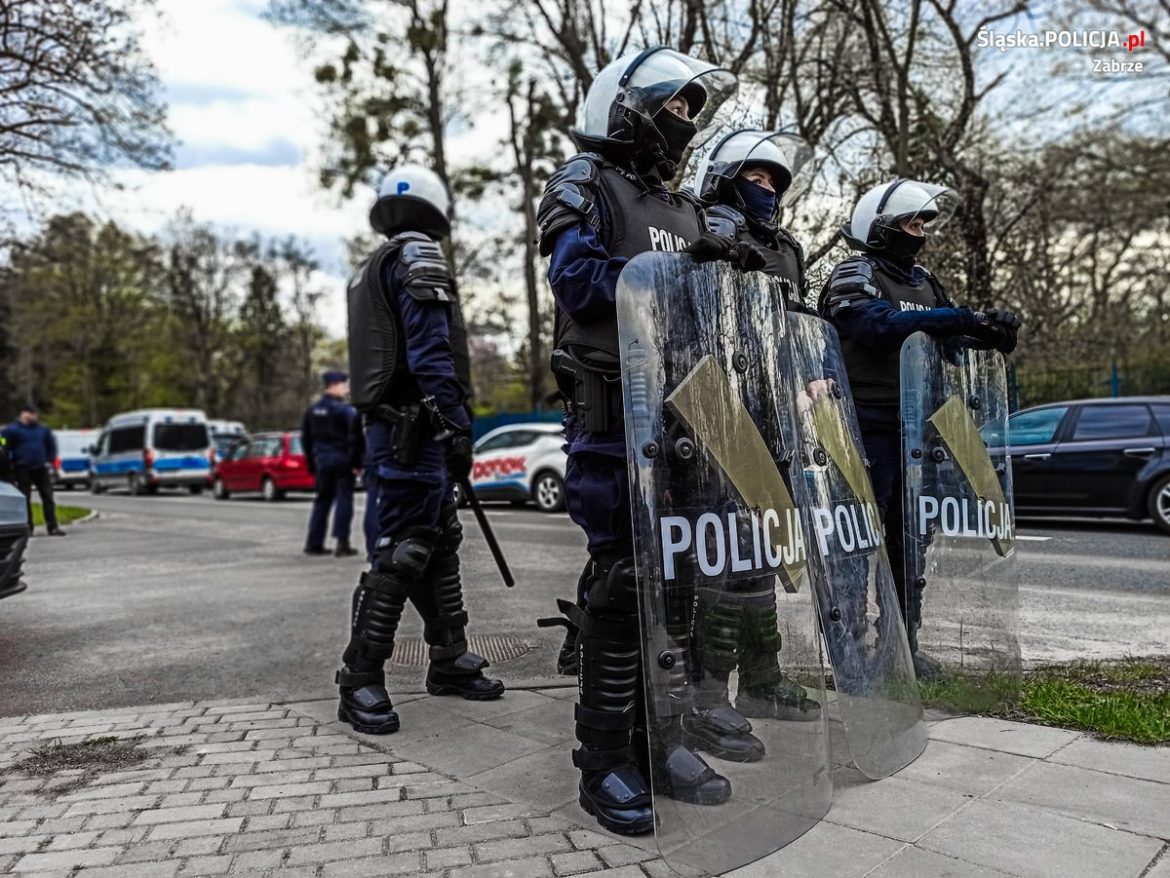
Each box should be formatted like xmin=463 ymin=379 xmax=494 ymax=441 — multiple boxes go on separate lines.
xmin=336 ymin=164 xmax=504 ymax=735
xmin=818 ymin=179 xmax=1022 ymax=677
xmin=691 ymin=128 xmax=822 ymax=720
xmin=302 ymin=371 xmax=360 ymax=557
xmin=537 ymin=47 xmax=768 ymax=835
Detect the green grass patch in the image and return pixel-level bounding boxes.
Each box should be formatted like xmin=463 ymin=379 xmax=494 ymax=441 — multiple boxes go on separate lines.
xmin=31 ymin=503 xmax=90 ymax=527
xmin=923 ymin=656 xmax=1170 ymax=745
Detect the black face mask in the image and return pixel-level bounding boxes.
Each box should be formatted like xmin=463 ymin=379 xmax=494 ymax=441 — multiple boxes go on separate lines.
xmin=886 ymin=228 xmax=926 ymax=264
xmin=652 ymin=107 xmax=697 ymax=169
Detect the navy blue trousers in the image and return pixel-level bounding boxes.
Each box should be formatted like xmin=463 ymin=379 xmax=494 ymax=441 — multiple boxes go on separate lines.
xmin=306 ymin=462 xmax=355 ymax=549
xmin=364 ymin=421 xmax=451 ymax=567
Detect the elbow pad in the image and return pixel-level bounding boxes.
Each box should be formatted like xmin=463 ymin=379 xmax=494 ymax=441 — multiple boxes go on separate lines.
xmin=536 ymin=154 xmax=603 ymax=257
xmin=818 ymin=257 xmax=880 ymax=318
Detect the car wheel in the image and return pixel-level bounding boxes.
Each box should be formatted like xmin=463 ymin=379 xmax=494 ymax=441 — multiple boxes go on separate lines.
xmin=1148 ymin=474 xmax=1170 ymax=535
xmin=261 ymin=477 xmax=283 ymax=502
xmin=89 ymin=476 xmax=104 ymax=495
xmin=533 ymin=471 xmax=565 ymax=513
xmin=128 ymin=472 xmax=143 ymax=496
xmin=453 ymin=482 xmax=468 ymax=508
xmin=188 ymin=485 xmax=204 ymax=495
xmin=212 ymin=477 xmax=230 ymax=500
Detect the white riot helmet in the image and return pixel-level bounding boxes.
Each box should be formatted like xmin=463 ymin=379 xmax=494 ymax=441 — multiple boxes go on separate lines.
xmin=573 ymin=47 xmax=737 ymax=178
xmin=842 ymin=179 xmax=958 ymax=253
xmin=693 ymin=129 xmax=813 ymax=217
xmin=370 ymin=164 xmax=453 ymax=239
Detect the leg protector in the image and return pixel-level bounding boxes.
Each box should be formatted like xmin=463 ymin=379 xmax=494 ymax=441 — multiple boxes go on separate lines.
xmin=420 ymin=504 xmax=505 ymax=700
xmin=733 ymin=577 xmax=820 ymax=722
xmin=336 ymin=533 xmax=431 ymax=734
xmin=570 ymin=555 xmax=653 ymax=836
xmin=537 ymin=561 xmax=592 ymax=676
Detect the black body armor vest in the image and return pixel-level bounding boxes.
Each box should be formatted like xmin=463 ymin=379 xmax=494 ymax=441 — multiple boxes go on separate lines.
xmin=836 ymin=256 xmax=947 ymax=409
xmin=347 ymin=232 xmax=472 ymax=413
xmin=552 ymin=158 xmax=703 ymax=363
xmin=704 ymin=204 xmax=809 ymax=312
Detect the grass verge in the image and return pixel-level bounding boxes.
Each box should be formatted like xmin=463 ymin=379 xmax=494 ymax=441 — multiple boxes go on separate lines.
xmin=31 ymin=502 xmax=90 ymax=527
xmin=921 ymin=657 xmax=1170 ymax=745
xmin=4 ymin=736 xmax=152 ymax=797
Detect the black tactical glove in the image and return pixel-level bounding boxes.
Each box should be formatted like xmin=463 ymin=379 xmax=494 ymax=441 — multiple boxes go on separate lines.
xmin=728 ymin=240 xmax=768 ymax=272
xmin=685 ymin=232 xmax=734 ymax=263
xmin=984 ymin=308 xmax=1021 ymax=354
xmin=969 ymin=313 xmax=1014 ymax=354
xmin=446 ymin=433 xmax=473 ymax=483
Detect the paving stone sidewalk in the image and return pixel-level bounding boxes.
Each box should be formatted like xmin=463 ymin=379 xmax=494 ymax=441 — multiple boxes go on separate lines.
xmin=0 ymin=690 xmax=1167 ymax=878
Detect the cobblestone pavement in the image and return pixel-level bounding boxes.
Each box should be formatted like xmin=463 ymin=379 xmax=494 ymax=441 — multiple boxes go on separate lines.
xmin=3 ymin=694 xmax=1169 ymax=878
xmin=0 ymin=698 xmax=663 ymax=878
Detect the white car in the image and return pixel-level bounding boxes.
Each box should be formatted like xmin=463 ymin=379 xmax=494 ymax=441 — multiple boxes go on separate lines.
xmin=467 ymin=423 xmax=566 ymax=513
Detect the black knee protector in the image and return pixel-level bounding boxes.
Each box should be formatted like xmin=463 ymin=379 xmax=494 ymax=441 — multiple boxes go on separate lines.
xmin=342 ymin=568 xmax=412 ymax=668
xmin=375 ymin=527 xmax=437 ymax=578
xmin=694 ymin=584 xmax=744 ymax=677
xmin=738 ymin=577 xmax=781 ymax=654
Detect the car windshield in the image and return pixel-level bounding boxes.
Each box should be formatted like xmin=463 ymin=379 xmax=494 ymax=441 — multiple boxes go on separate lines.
xmin=154 ymin=423 xmax=210 ymax=451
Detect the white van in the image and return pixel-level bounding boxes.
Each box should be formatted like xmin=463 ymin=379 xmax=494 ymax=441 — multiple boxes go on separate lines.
xmin=54 ymin=428 xmax=99 ymax=490
xmin=90 ymin=409 xmax=214 ymax=495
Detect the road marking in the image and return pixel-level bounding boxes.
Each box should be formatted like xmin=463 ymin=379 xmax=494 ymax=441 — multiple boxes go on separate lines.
xmin=1015 ymin=535 xmax=1052 ymax=542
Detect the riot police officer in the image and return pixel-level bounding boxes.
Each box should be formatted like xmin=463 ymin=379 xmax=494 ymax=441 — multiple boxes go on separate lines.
xmin=537 ymin=47 xmax=765 ymax=835
xmin=818 ymin=179 xmax=1021 ymax=677
xmin=692 ymin=128 xmax=822 ymax=720
xmin=336 ymin=164 xmax=504 ymax=735
xmin=302 ymin=372 xmax=359 ymax=557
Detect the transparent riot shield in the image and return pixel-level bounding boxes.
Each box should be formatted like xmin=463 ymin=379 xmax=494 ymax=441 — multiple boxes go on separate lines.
xmin=901 ymin=333 xmax=1021 ymax=708
xmin=787 ymin=312 xmax=928 ymax=779
xmin=618 ymin=253 xmax=831 ymax=876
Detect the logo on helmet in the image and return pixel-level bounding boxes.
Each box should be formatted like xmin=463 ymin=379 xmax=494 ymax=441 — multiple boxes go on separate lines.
xmin=396 ymin=181 xmax=411 ymax=195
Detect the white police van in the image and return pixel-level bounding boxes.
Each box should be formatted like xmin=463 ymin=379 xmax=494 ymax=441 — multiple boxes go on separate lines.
xmin=89 ymin=409 xmax=214 ymax=495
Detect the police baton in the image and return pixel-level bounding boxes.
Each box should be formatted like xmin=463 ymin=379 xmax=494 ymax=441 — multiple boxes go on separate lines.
xmin=421 ymin=396 xmax=515 ymax=589
xmin=460 ymin=478 xmax=515 ymax=588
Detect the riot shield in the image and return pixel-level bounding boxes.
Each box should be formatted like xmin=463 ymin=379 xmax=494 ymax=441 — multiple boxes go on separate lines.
xmin=618 ymin=253 xmax=831 ymax=876
xmin=787 ymin=312 xmax=928 ymax=779
xmin=900 ymin=333 xmax=1020 ymax=706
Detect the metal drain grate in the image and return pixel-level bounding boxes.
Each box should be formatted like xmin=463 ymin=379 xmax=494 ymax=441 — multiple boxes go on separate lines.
xmin=391 ymin=633 xmax=532 ymax=667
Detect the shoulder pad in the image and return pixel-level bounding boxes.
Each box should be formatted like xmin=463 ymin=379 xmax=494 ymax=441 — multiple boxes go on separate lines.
xmin=819 ymin=256 xmax=881 ymax=317
xmin=703 ymin=203 xmax=747 ymax=239
xmin=774 ymin=226 xmax=806 ymax=262
xmin=394 ymin=237 xmax=454 ymax=303
xmin=536 ymin=154 xmax=604 ymax=256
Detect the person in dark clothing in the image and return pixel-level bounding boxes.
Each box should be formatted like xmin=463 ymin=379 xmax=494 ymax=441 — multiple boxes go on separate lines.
xmin=302 ymin=373 xmax=360 ymax=557
xmin=2 ymin=407 xmax=65 ymax=537
xmin=335 ymin=163 xmax=504 ymax=737
xmin=818 ymin=179 xmax=1021 ymax=677
xmin=537 ymin=48 xmax=769 ymax=836
xmin=691 ymin=128 xmax=824 ymax=720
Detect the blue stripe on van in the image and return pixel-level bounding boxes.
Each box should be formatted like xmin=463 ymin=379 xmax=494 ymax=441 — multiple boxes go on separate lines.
xmin=153 ymin=456 xmax=209 ymax=472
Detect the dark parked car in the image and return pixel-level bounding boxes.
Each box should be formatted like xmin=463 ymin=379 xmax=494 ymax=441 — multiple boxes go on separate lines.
xmin=0 ymin=481 xmax=29 ymax=600
xmin=1003 ymin=396 xmax=1170 ymax=533
xmin=212 ymin=431 xmax=315 ymax=501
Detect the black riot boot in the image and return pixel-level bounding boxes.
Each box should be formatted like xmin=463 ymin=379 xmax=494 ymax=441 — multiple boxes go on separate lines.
xmin=642 ymin=576 xmax=732 ymax=804
xmin=336 ymin=531 xmax=433 ymax=734
xmin=685 ymin=585 xmax=765 ymax=762
xmin=567 ymin=556 xmax=654 ymax=836
xmin=733 ymin=579 xmax=821 ymax=721
xmin=415 ymin=504 xmax=505 ymax=700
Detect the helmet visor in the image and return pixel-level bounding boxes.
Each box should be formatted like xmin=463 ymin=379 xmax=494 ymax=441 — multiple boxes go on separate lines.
xmin=877 ymin=180 xmax=959 ymax=235
xmin=620 ymin=49 xmax=737 ymax=146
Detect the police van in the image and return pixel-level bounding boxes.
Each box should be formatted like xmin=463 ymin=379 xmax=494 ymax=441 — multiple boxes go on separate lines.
xmin=89 ymin=409 xmax=214 ymax=495
xmin=53 ymin=428 xmax=99 ymax=490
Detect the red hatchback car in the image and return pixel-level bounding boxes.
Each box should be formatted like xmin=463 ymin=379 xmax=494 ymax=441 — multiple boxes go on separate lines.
xmin=212 ymin=431 xmax=315 ymax=501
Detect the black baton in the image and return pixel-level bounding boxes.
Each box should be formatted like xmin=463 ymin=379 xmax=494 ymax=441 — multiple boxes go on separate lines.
xmin=461 ymin=478 xmax=515 ymax=588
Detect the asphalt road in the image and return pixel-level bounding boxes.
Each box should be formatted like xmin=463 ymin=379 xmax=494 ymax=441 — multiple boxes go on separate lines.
xmin=0 ymin=490 xmax=1166 ymax=717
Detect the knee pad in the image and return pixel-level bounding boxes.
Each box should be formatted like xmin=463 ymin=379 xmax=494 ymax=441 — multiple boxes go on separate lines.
xmin=584 ymin=555 xmax=638 ymax=617
xmin=344 ymin=569 xmax=412 ymax=665
xmin=375 ymin=527 xmax=437 ymax=578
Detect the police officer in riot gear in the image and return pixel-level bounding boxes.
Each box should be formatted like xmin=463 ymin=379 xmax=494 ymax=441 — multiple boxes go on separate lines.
xmin=818 ymin=179 xmax=1021 ymax=677
xmin=302 ymin=372 xmax=360 ymax=557
xmin=538 ymin=47 xmax=764 ymax=835
xmin=697 ymin=128 xmax=815 ymax=313
xmin=337 ymin=164 xmax=504 ymax=735
xmin=692 ymin=129 xmax=822 ymax=721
